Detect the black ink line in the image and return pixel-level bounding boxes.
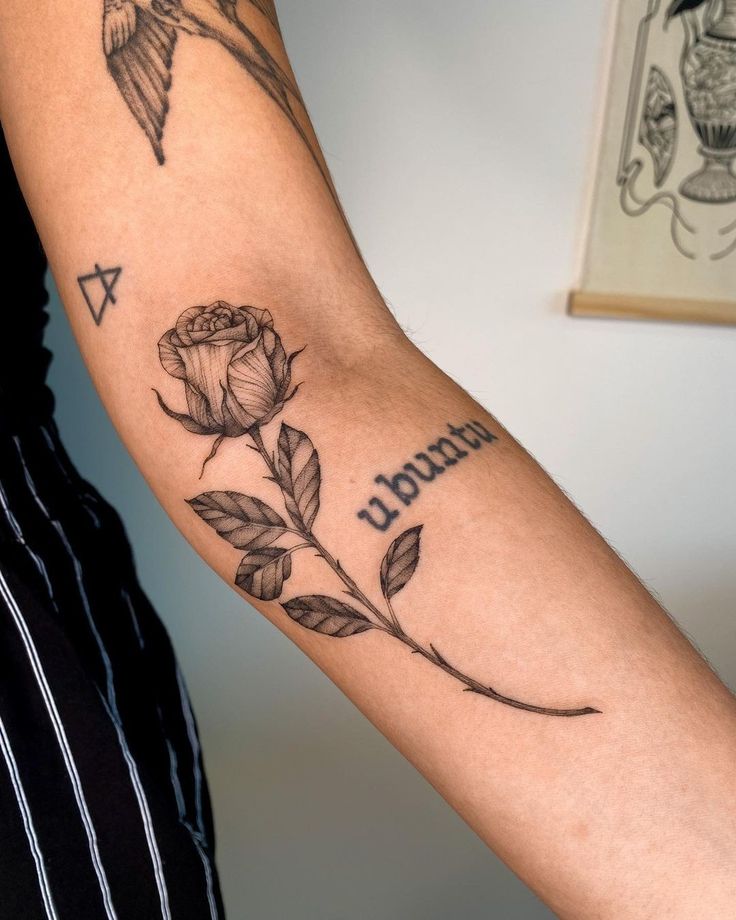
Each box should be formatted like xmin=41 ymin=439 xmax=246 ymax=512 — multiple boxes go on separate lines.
xmin=359 ymin=422 xmax=498 ymax=532
xmin=77 ymin=264 xmax=122 ymax=326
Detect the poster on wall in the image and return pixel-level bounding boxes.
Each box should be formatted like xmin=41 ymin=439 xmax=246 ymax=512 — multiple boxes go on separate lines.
xmin=571 ymin=0 xmax=736 ymax=325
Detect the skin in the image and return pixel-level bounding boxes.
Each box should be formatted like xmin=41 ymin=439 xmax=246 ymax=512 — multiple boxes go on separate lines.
xmin=1 ymin=2 xmax=735 ymax=916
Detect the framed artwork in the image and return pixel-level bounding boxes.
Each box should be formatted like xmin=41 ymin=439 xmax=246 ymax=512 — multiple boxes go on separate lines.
xmin=571 ymin=0 xmax=736 ymax=326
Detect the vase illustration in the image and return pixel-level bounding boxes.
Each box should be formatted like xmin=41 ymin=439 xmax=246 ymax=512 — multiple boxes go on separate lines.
xmin=679 ymin=0 xmax=736 ymax=202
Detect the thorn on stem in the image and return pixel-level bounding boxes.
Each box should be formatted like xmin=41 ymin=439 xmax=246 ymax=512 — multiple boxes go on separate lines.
xmin=429 ymin=643 xmax=449 ymax=666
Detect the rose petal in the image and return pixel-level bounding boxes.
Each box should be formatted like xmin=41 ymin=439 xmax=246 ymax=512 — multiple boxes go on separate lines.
xmin=185 ymin=384 xmax=218 ymax=429
xmin=211 ymin=302 xmax=234 ymax=320
xmin=175 ymin=306 xmax=209 ymax=346
xmin=242 ymin=311 xmax=260 ymax=340
xmin=254 ymin=399 xmax=285 ymax=429
xmin=158 ymin=330 xmax=187 ymax=380
xmin=189 ymin=323 xmax=254 ymax=344
xmin=223 ymin=391 xmax=258 ymax=434
xmin=227 ymin=334 xmax=279 ymax=423
xmin=180 ymin=340 xmax=246 ymax=426
xmin=262 ymin=327 xmax=288 ymax=388
xmin=240 ymin=306 xmax=274 ymax=330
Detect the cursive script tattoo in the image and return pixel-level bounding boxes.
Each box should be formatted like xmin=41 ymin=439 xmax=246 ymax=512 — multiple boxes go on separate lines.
xmin=358 ymin=422 xmax=499 ymax=532
xmin=102 ymin=0 xmax=323 ymax=185
xmin=77 ymin=264 xmax=123 ymax=326
xmin=154 ymin=302 xmax=599 ymax=717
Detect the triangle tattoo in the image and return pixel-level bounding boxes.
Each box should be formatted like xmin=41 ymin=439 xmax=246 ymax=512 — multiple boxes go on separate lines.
xmin=77 ymin=265 xmax=122 ymax=326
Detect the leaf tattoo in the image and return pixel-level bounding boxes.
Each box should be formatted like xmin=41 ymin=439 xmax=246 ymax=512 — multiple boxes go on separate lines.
xmin=236 ymin=547 xmax=292 ymax=601
xmin=188 ymin=492 xmax=289 ymax=550
xmin=102 ymin=0 xmax=335 ymax=202
xmin=282 ymin=596 xmax=374 ymax=638
xmin=277 ymin=424 xmax=320 ymax=530
xmin=381 ymin=525 xmax=423 ymax=600
xmin=157 ymin=303 xmax=600 ymax=718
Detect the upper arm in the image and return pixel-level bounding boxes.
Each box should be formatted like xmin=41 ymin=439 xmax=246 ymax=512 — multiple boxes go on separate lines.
xmin=0 ymin=0 xmax=378 ymax=509
xmin=0 ymin=0 xmax=361 ymax=340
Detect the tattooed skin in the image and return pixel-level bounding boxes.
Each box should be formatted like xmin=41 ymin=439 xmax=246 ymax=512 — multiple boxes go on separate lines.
xmin=101 ymin=0 xmax=328 ymax=186
xmin=77 ymin=264 xmax=122 ymax=326
xmin=358 ymin=422 xmax=499 ymax=532
xmin=245 ymin=0 xmax=280 ymax=33
xmin=154 ymin=301 xmax=599 ymax=718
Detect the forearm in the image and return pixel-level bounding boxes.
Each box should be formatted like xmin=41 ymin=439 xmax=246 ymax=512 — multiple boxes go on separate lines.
xmin=2 ymin=3 xmax=735 ymax=916
xmin=163 ymin=333 xmax=736 ymax=917
xmin=51 ymin=315 xmax=736 ymax=915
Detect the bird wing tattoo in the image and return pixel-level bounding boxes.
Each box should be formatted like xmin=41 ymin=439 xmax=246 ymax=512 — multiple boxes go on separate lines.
xmin=101 ymin=0 xmax=338 ymax=208
xmin=241 ymin=0 xmax=282 ymax=35
xmin=103 ymin=0 xmax=177 ymax=165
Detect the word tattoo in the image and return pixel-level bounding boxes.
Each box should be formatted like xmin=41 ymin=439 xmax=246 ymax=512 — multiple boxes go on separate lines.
xmin=101 ymin=0 xmax=328 ymax=190
xmin=77 ymin=264 xmax=122 ymax=326
xmin=155 ymin=302 xmax=600 ymax=718
xmin=358 ymin=421 xmax=498 ymax=532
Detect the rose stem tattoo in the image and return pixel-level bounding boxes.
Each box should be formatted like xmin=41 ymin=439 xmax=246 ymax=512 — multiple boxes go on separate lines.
xmin=155 ymin=303 xmax=600 ymax=718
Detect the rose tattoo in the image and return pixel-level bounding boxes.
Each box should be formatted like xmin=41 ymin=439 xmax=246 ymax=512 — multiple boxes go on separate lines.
xmin=154 ymin=303 xmax=300 ymax=472
xmin=156 ymin=302 xmax=599 ymax=717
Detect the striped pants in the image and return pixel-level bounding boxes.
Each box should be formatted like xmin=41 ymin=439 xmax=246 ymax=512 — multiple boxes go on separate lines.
xmin=0 ymin=419 xmax=225 ymax=919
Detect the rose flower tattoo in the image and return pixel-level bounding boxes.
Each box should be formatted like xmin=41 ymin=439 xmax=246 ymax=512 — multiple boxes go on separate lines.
xmin=155 ymin=302 xmax=599 ymax=717
xmin=155 ymin=303 xmax=300 ymax=473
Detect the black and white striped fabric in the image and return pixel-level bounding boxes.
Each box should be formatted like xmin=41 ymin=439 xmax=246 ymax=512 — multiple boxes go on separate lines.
xmin=0 ymin=423 xmax=225 ymax=919
xmin=0 ymin=131 xmax=225 ymax=918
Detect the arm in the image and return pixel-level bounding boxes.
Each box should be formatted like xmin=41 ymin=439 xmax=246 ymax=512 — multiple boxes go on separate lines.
xmin=1 ymin=3 xmax=735 ymax=916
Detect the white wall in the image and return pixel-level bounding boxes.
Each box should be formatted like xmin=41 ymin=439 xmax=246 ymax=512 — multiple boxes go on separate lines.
xmin=47 ymin=2 xmax=736 ymax=917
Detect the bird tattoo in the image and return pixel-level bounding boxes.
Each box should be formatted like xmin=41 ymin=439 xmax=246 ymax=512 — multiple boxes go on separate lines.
xmin=102 ymin=0 xmax=327 ymax=185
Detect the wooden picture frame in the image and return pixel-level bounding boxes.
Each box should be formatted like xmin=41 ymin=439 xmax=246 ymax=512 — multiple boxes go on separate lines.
xmin=572 ymin=0 xmax=736 ymax=327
